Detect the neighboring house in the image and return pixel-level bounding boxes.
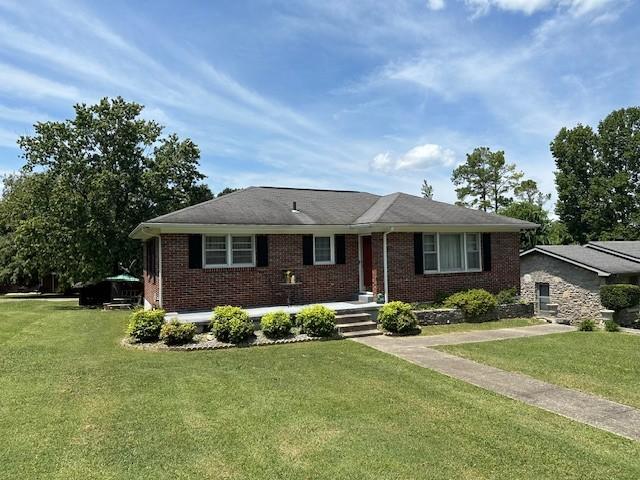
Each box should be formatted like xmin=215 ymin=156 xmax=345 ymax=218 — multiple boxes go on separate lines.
xmin=130 ymin=187 xmax=535 ymax=312
xmin=520 ymin=241 xmax=640 ymax=321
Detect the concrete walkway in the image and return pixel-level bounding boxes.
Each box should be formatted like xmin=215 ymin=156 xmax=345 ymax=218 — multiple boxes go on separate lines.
xmin=354 ymin=324 xmax=640 ymax=441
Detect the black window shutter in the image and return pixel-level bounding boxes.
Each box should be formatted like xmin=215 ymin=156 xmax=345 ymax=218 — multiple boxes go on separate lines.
xmin=188 ymin=234 xmax=203 ymax=269
xmin=482 ymin=233 xmax=492 ymax=271
xmin=414 ymin=233 xmax=424 ymax=275
xmin=256 ymin=235 xmax=269 ymax=267
xmin=335 ymin=234 xmax=346 ymax=264
xmin=302 ymin=235 xmax=313 ymax=265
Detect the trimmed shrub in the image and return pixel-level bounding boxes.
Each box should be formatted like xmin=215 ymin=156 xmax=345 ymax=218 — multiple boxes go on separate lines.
xmin=260 ymin=311 xmax=293 ymax=338
xmin=211 ymin=306 xmax=252 ymax=342
xmin=378 ymin=301 xmax=418 ymax=334
xmin=160 ymin=319 xmax=197 ymax=345
xmin=495 ymin=287 xmax=518 ymax=305
xmin=604 ymin=319 xmax=620 ymax=332
xmin=297 ymin=305 xmax=336 ymax=337
xmin=600 ymin=284 xmax=640 ymax=311
xmin=577 ymin=318 xmax=597 ymax=331
xmin=127 ymin=308 xmax=166 ymax=342
xmin=443 ymin=289 xmax=497 ymax=318
xmin=227 ymin=317 xmax=254 ymax=343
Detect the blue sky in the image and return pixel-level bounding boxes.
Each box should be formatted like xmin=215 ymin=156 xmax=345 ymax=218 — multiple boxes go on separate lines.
xmin=0 ymin=0 xmax=638 ymax=204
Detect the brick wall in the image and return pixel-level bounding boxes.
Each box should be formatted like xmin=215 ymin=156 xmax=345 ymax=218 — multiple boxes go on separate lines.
xmin=159 ymin=233 xmax=360 ymax=312
xmin=143 ymin=231 xmax=522 ymax=312
xmin=142 ymin=239 xmax=160 ymax=308
xmin=373 ymin=232 xmax=521 ymax=303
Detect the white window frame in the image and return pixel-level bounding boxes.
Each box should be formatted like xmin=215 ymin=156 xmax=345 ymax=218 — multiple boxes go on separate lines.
xmin=422 ymin=233 xmax=482 ymax=274
xmin=203 ymin=234 xmax=255 ymax=268
xmin=423 ymin=233 xmax=439 ymax=273
xmin=313 ymin=234 xmax=335 ymax=265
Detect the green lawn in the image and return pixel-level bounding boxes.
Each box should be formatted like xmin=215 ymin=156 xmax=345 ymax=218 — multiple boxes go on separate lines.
xmin=1 ymin=302 xmax=640 ymax=479
xmin=439 ymin=331 xmax=640 ymax=409
xmin=420 ymin=317 xmax=545 ymax=335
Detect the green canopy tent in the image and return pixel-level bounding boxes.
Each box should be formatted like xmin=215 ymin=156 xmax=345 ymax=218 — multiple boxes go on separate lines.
xmin=105 ymin=274 xmax=142 ymax=306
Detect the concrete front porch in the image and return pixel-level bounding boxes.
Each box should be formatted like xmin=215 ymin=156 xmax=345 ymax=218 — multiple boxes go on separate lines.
xmin=166 ymin=300 xmax=381 ymax=330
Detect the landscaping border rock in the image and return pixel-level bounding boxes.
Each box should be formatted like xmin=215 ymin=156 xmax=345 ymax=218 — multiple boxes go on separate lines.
xmin=414 ymin=303 xmax=535 ymax=326
xmin=122 ymin=329 xmax=341 ymax=351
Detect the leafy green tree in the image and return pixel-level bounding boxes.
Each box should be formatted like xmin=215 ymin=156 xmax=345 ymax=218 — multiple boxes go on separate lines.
xmin=451 ymin=147 xmax=523 ymax=212
xmin=217 ymin=187 xmax=239 ymax=197
xmin=547 ymin=221 xmax=574 ymax=245
xmin=420 ymin=179 xmax=434 ymax=199
xmin=552 ymin=107 xmax=640 ymax=242
xmin=500 ymin=201 xmax=550 ymax=251
xmin=514 ymin=179 xmax=551 ymax=207
xmin=0 ymin=97 xmax=212 ymax=288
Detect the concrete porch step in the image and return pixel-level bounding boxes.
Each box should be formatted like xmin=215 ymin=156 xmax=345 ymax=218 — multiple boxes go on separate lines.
xmin=357 ymin=293 xmax=374 ymax=303
xmin=337 ymin=321 xmax=378 ymax=333
xmin=340 ymin=329 xmax=383 ymax=338
xmin=335 ymin=312 xmax=373 ymax=324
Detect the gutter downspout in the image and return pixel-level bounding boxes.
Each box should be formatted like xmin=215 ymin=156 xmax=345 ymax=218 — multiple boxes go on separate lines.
xmin=383 ymin=228 xmax=394 ymax=303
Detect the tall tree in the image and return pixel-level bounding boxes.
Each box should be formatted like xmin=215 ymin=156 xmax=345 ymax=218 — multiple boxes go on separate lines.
xmin=500 ymin=201 xmax=550 ymax=251
xmin=451 ymin=147 xmax=523 ymax=211
xmin=420 ymin=179 xmax=434 ymax=199
xmin=552 ymin=107 xmax=640 ymax=242
xmin=514 ymin=179 xmax=551 ymax=207
xmin=0 ymin=97 xmax=213 ymax=287
xmin=551 ymin=124 xmax=597 ymax=243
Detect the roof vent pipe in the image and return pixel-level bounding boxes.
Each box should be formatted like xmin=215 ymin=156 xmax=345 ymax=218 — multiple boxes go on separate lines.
xmin=292 ymin=201 xmax=299 ymax=213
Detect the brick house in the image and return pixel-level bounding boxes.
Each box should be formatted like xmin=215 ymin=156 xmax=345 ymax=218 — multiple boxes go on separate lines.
xmin=521 ymin=242 xmax=640 ymax=322
xmin=130 ymin=187 xmax=534 ymax=312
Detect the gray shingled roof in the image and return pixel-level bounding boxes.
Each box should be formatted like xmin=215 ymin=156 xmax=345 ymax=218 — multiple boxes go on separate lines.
xmin=144 ymin=186 xmax=536 ymax=227
xmin=587 ymin=241 xmax=640 ymax=261
xmin=525 ymin=245 xmax=640 ymax=275
xmin=354 ymin=192 xmax=530 ymax=226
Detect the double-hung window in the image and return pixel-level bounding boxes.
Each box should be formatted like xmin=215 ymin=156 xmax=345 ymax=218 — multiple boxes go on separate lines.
xmin=204 ymin=234 xmax=255 ymax=267
xmin=422 ymin=233 xmax=482 ymax=273
xmin=314 ymin=235 xmax=334 ymax=264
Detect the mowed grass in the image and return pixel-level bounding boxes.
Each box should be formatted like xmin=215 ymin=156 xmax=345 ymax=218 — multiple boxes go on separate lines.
xmin=420 ymin=317 xmax=545 ymax=336
xmin=1 ymin=302 xmax=639 ymax=479
xmin=439 ymin=331 xmax=640 ymax=409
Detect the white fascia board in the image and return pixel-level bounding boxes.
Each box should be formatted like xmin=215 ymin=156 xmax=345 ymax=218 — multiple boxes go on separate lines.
xmin=130 ymin=222 xmax=531 ymax=239
xmin=520 ymin=247 xmax=611 ymax=277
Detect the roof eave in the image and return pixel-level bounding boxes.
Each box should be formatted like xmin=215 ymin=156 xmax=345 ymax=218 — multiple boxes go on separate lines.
xmin=520 ymin=247 xmax=612 ymax=277
xmin=130 ymin=221 xmax=534 ymax=238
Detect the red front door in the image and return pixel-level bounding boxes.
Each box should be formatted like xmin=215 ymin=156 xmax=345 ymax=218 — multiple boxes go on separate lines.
xmin=362 ymin=235 xmax=373 ymax=291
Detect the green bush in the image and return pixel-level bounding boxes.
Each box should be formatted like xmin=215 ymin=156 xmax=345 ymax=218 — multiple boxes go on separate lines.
xmin=443 ymin=289 xmax=497 ymax=318
xmin=227 ymin=317 xmax=254 ymax=343
xmin=127 ymin=308 xmax=166 ymax=342
xmin=160 ymin=319 xmax=197 ymax=345
xmin=260 ymin=311 xmax=293 ymax=338
xmin=604 ymin=319 xmax=620 ymax=332
xmin=577 ymin=318 xmax=597 ymax=331
xmin=600 ymin=284 xmax=640 ymax=311
xmin=211 ymin=306 xmax=252 ymax=342
xmin=378 ymin=301 xmax=418 ymax=334
xmin=495 ymin=287 xmax=518 ymax=305
xmin=297 ymin=305 xmax=336 ymax=337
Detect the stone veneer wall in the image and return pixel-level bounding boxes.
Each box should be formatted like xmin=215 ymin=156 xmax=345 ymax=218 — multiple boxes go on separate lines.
xmin=520 ymin=253 xmax=606 ymax=323
xmin=414 ymin=303 xmax=534 ymax=326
